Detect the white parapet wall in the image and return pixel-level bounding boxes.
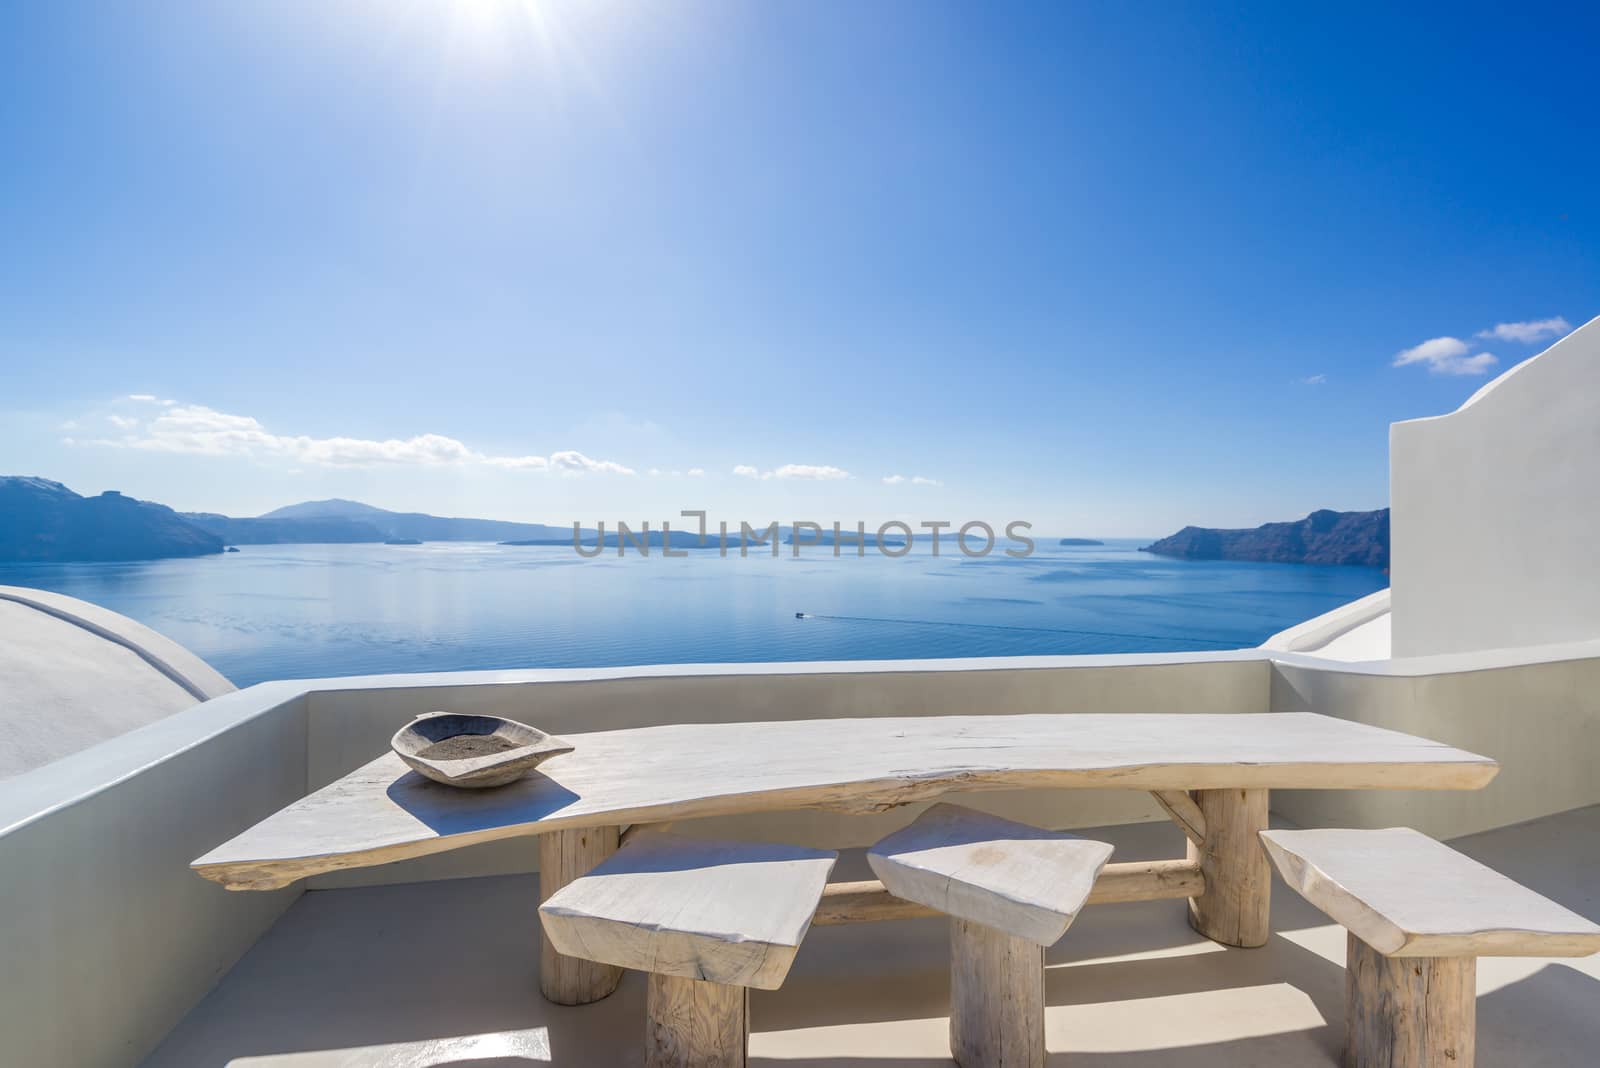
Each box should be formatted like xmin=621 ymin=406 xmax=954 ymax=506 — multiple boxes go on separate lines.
xmin=1390 ymin=315 xmax=1600 ymax=658
xmin=0 ymin=683 xmax=307 ymax=1068
xmin=2 ymin=644 xmax=1598 ymax=1066
xmin=1269 ymin=638 xmax=1600 ymax=838
xmin=0 ymin=652 xmax=1265 ymax=1068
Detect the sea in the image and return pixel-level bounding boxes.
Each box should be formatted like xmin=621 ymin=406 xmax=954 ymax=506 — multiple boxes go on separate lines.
xmin=0 ymin=540 xmax=1389 ymax=688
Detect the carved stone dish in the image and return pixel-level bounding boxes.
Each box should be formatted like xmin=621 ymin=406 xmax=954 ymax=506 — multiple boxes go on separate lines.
xmin=391 ymin=712 xmax=575 ymax=788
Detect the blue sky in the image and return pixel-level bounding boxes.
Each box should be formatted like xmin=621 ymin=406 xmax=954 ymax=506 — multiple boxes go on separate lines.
xmin=2 ymin=1 xmax=1595 ymax=535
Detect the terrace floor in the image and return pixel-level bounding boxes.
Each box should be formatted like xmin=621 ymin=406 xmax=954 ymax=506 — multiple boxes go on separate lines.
xmin=147 ymin=806 xmax=1600 ymax=1067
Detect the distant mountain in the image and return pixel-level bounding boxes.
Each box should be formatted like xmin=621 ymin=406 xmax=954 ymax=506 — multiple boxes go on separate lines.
xmin=258 ymin=499 xmax=570 ymax=543
xmin=1141 ymin=508 xmax=1389 ymax=568
xmin=0 ymin=477 xmax=222 ymax=562
xmin=1058 ymin=538 xmax=1104 ymax=546
xmin=258 ymin=499 xmax=398 ymax=521
xmin=180 ymin=513 xmax=388 ymax=545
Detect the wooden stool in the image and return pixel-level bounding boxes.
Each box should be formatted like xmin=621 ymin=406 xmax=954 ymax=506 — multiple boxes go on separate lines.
xmin=868 ymin=803 xmax=1114 ymax=1068
xmin=538 ymin=829 xmax=837 ymax=1068
xmin=1261 ymin=827 xmax=1600 ymax=1068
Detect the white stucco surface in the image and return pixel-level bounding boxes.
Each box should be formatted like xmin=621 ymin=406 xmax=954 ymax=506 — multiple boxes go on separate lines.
xmin=0 ymin=588 xmax=235 ymax=778
xmin=2 ymin=563 xmax=1599 ymax=1068
xmin=1262 ymin=589 xmax=1391 ymax=661
xmin=1391 ymin=315 xmax=1600 ymax=657
xmin=1300 ymin=613 xmax=1390 ymax=660
xmin=3 ymin=642 xmax=1599 ymax=1067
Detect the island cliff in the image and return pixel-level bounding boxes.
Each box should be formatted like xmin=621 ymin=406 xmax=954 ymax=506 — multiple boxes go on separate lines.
xmin=0 ymin=480 xmax=582 ymax=561
xmin=1141 ymin=508 xmax=1388 ymax=568
xmin=0 ymin=477 xmax=222 ymax=562
xmin=183 ymin=499 xmax=574 ymax=545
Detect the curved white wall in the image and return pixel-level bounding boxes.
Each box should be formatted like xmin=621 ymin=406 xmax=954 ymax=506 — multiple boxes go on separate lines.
xmin=1390 ymin=315 xmax=1600 ymax=657
xmin=0 ymin=586 xmax=236 ymax=778
xmin=1260 ymin=588 xmax=1390 ymax=660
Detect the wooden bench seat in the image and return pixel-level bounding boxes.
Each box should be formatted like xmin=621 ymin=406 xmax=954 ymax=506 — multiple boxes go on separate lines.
xmin=868 ymin=804 xmax=1114 ymax=1068
xmin=1261 ymin=827 xmax=1600 ymax=1068
xmin=539 ymin=830 xmax=838 ymax=1067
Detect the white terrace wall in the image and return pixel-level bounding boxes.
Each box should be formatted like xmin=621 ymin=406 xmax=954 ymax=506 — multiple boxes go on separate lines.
xmin=1390 ymin=315 xmax=1600 ymax=658
xmin=6 ymin=645 xmax=1599 ymax=1067
xmin=1269 ymin=643 xmax=1600 ymax=838
xmin=0 ymin=655 xmax=1265 ymax=1068
xmin=0 ymin=684 xmax=307 ymax=1068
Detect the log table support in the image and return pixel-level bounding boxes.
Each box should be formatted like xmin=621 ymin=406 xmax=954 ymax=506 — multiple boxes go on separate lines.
xmin=646 ymin=973 xmax=750 ymax=1068
xmin=1150 ymin=790 xmax=1207 ymax=846
xmin=1187 ymin=788 xmax=1270 ymax=948
xmin=813 ymin=858 xmax=1204 ymax=926
xmin=538 ymin=825 xmax=624 ymax=1005
xmin=949 ymin=918 xmax=1046 ymax=1068
xmin=1345 ymin=932 xmax=1475 ymax=1068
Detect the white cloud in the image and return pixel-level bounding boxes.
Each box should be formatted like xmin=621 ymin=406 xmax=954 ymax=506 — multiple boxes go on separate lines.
xmin=882 ymin=474 xmax=907 ymax=485
xmin=911 ymin=476 xmax=941 ymax=486
xmin=127 ymin=393 xmax=158 ymax=402
xmin=107 ymin=414 xmax=139 ymax=429
xmin=1392 ymin=337 xmax=1499 ymax=376
xmin=687 ymin=468 xmax=705 ymax=478
xmin=734 ymin=463 xmax=849 ymax=480
xmin=1452 ymin=354 xmax=1497 ymax=375
xmin=120 ymin=404 xmax=288 ymax=457
xmin=772 ymin=463 xmax=849 ymax=480
xmin=648 ymin=468 xmax=663 ymax=477
xmin=482 ymin=455 xmax=550 ymax=471
xmin=1393 ymin=336 xmax=1465 ymax=366
xmin=298 ymin=433 xmax=481 ymax=467
xmin=78 ymin=401 xmax=633 ymax=473
xmin=1476 ymin=317 xmax=1571 ymax=344
xmin=548 ymin=450 xmax=636 ymax=476
xmin=1301 ymin=374 xmax=1327 ymax=385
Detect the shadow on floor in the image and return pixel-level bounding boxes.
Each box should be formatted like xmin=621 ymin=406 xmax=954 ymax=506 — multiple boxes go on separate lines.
xmin=148 ymin=812 xmax=1600 ymax=1067
xmin=1475 ymin=963 xmax=1600 ymax=1067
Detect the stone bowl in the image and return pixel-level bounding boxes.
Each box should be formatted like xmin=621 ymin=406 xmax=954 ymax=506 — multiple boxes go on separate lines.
xmin=391 ymin=712 xmax=575 ymax=789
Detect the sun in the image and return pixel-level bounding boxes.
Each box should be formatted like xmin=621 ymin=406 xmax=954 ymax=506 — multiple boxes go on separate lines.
xmin=440 ymin=0 xmax=614 ymax=79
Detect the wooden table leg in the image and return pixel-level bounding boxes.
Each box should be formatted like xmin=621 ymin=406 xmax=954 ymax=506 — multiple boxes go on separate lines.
xmin=1345 ymin=931 xmax=1475 ymax=1068
xmin=1186 ymin=788 xmax=1270 ymax=948
xmin=538 ymin=825 xmax=624 ymax=1004
xmin=646 ymin=973 xmax=749 ymax=1067
xmin=949 ymin=917 xmax=1046 ymax=1068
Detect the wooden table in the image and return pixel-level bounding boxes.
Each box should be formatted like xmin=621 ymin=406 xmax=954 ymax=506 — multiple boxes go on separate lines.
xmin=193 ymin=712 xmax=1498 ymax=1004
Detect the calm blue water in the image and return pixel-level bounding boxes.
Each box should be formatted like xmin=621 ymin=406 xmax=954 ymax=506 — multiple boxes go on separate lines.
xmin=0 ymin=540 xmax=1387 ymax=687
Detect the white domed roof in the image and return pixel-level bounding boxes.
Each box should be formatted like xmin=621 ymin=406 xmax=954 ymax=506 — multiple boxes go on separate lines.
xmin=0 ymin=586 xmax=234 ymax=779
